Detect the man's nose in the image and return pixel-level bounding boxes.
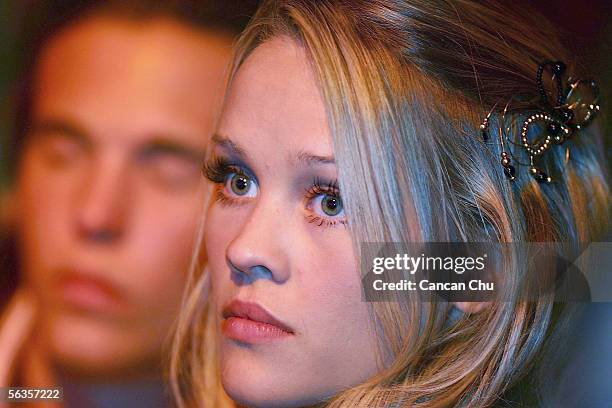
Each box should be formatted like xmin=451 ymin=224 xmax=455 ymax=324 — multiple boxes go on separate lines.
xmin=74 ymin=156 xmax=129 ymax=244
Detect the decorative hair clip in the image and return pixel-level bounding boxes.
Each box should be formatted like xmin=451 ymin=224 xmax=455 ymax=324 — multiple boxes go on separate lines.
xmin=481 ymin=61 xmax=600 ymax=183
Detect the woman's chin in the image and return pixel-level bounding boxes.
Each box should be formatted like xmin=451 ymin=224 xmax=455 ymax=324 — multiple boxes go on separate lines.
xmin=221 ymin=364 xmax=331 ymax=408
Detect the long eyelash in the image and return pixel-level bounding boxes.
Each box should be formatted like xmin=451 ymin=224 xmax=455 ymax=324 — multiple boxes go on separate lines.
xmin=214 ymin=187 xmax=242 ymax=207
xmin=305 ymin=177 xmax=347 ymax=229
xmin=203 ymin=156 xmax=252 ymax=207
xmin=203 ymin=155 xmax=254 ymax=184
xmin=202 ymin=156 xmax=233 ymax=183
xmin=306 ymin=214 xmax=348 ymax=228
xmin=304 ymin=177 xmax=340 ymax=199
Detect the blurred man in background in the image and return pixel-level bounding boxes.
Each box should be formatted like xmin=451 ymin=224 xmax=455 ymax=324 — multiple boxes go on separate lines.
xmin=0 ymin=1 xmax=257 ymax=406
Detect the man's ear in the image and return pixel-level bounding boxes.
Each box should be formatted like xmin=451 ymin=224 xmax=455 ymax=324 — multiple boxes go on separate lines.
xmin=453 ymin=301 xmax=490 ymax=314
xmin=0 ymin=189 xmax=17 ymax=230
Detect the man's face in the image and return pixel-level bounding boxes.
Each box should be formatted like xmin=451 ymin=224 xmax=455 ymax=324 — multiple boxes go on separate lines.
xmin=15 ymin=16 xmax=231 ymax=376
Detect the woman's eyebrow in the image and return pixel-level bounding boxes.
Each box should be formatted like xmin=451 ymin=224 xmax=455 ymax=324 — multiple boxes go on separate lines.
xmin=295 ymin=150 xmax=335 ymax=165
xmin=211 ymin=133 xmax=248 ymax=159
xmin=211 ymin=134 xmax=335 ymax=166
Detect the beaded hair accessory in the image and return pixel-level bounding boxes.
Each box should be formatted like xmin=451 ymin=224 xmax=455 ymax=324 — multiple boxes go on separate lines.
xmin=480 ymin=61 xmax=600 ymax=183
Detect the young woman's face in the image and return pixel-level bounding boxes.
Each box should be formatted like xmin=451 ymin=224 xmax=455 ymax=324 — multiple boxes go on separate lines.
xmin=205 ymin=37 xmax=380 ymax=407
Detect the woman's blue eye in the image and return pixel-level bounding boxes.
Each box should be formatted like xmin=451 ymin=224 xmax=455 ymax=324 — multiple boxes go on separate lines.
xmin=321 ymin=194 xmax=342 ymax=216
xmin=227 ymin=172 xmax=257 ymax=197
xmin=313 ymin=193 xmax=344 ymax=217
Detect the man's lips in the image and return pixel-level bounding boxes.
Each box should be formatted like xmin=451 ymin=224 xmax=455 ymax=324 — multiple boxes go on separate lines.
xmin=56 ymin=269 xmax=127 ymax=314
xmin=221 ymin=299 xmax=294 ymax=344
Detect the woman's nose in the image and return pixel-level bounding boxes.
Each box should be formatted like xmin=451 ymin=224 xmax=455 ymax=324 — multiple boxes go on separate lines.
xmin=224 ymin=198 xmax=292 ymax=285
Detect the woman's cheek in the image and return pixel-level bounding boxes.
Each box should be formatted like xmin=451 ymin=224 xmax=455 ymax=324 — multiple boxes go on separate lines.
xmin=205 ymin=202 xmax=252 ymax=286
xmin=206 ymin=203 xmax=238 ymax=249
xmin=299 ymin=228 xmax=365 ymax=318
xmin=292 ymin=233 xmax=380 ymax=383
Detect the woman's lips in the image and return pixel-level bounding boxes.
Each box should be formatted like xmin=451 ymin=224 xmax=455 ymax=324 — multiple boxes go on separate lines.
xmin=222 ymin=299 xmax=294 ymax=344
xmin=56 ymin=270 xmax=126 ymax=314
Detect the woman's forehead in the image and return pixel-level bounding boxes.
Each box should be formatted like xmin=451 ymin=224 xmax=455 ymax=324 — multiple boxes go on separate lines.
xmin=219 ymin=36 xmax=333 ymax=162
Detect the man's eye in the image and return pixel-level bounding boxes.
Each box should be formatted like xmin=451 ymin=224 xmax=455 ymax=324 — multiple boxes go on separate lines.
xmin=226 ymin=173 xmax=257 ymax=197
xmin=313 ymin=193 xmax=344 ymax=217
xmin=35 ymin=135 xmax=84 ymax=164
xmin=144 ymin=155 xmax=202 ymax=190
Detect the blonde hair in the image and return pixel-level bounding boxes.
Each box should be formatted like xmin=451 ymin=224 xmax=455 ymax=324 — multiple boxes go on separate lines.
xmin=171 ymin=1 xmax=610 ymax=407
